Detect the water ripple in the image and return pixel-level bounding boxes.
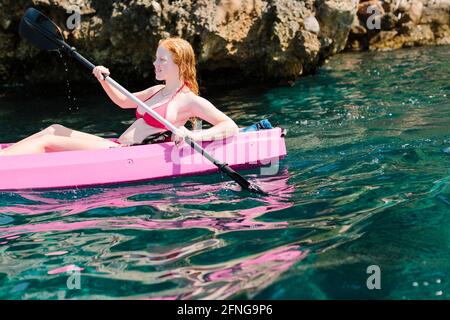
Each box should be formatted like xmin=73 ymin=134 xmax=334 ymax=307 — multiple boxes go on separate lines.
xmin=1 ymin=45 xmax=449 ymax=299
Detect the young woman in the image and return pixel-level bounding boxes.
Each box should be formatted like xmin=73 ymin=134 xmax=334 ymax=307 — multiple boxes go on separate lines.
xmin=0 ymin=38 xmax=239 ymax=156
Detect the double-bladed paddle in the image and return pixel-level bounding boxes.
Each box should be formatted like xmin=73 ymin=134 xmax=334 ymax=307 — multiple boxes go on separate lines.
xmin=19 ymin=7 xmax=266 ymax=194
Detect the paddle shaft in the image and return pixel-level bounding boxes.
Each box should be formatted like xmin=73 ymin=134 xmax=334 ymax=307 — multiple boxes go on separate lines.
xmin=19 ymin=7 xmax=265 ymax=193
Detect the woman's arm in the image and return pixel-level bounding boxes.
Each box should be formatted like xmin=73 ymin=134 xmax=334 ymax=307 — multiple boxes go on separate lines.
xmin=186 ymin=94 xmax=239 ymax=141
xmin=93 ymin=66 xmax=162 ymax=109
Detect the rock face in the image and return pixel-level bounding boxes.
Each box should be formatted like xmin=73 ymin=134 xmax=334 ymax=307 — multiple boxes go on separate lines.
xmin=0 ymin=0 xmax=448 ymax=87
xmin=347 ymin=0 xmax=450 ymax=51
xmin=0 ymin=0 xmax=358 ymax=87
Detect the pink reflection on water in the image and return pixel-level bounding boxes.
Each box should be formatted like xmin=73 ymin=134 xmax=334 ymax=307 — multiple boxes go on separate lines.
xmin=149 ymin=245 xmax=308 ymax=300
xmin=0 ymin=172 xmax=295 ymax=239
xmin=0 ymin=214 xmax=286 ymax=240
xmin=48 ymin=265 xmax=83 ymax=275
xmin=146 ymin=296 xmax=178 ymax=300
xmin=1 ymin=173 xmax=293 ymax=217
xmin=45 ymin=251 xmax=68 ymax=256
xmin=0 ymin=171 xmax=308 ymax=299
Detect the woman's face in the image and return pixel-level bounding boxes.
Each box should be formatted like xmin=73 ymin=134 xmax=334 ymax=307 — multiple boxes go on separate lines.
xmin=153 ymin=45 xmax=179 ymax=81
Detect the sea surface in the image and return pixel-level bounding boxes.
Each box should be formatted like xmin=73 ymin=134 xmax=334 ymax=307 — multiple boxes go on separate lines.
xmin=0 ymin=45 xmax=449 ymax=299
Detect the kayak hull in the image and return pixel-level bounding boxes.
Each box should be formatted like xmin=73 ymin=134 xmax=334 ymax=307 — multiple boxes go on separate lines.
xmin=0 ymin=128 xmax=286 ymax=191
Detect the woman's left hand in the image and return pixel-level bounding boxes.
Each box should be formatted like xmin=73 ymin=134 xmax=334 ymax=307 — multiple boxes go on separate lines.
xmin=172 ymin=126 xmax=194 ymax=147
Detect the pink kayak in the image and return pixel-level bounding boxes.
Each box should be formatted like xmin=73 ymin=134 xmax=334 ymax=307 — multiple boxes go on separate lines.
xmin=0 ymin=128 xmax=286 ymax=191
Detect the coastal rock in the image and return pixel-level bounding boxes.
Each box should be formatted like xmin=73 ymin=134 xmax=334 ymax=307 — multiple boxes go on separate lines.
xmin=304 ymin=16 xmax=320 ymax=34
xmin=0 ymin=0 xmax=448 ymax=87
xmin=357 ymin=0 xmax=385 ymax=21
xmin=347 ymin=0 xmax=450 ymax=51
xmin=409 ymin=0 xmax=424 ymax=24
xmin=316 ymin=0 xmax=358 ymax=54
xmin=0 ymin=0 xmax=359 ymax=87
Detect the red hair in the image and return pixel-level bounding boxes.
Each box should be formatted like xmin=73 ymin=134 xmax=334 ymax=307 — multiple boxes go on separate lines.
xmin=159 ymin=37 xmax=199 ymax=96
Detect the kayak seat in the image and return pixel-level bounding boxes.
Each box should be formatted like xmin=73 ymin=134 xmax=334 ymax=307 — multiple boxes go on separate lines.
xmin=126 ymin=119 xmax=286 ymax=147
xmin=239 ymin=119 xmax=286 ymax=137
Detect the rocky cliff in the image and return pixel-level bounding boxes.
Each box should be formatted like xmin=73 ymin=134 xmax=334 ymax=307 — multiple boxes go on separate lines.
xmin=347 ymin=0 xmax=450 ymax=51
xmin=0 ymin=0 xmax=448 ymax=87
xmin=0 ymin=0 xmax=358 ymax=87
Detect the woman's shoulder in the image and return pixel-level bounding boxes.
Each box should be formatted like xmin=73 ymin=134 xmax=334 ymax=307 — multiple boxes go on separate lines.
xmin=135 ymin=84 xmax=164 ymax=103
xmin=180 ymin=90 xmax=202 ymax=105
xmin=146 ymin=84 xmax=165 ymax=95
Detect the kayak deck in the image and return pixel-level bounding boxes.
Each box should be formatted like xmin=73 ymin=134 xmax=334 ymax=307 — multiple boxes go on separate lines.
xmin=0 ymin=128 xmax=286 ymax=190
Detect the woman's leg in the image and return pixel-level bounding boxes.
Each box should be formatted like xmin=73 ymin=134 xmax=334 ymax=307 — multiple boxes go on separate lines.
xmin=22 ymin=124 xmax=107 ymax=142
xmin=51 ymin=124 xmax=110 ymax=141
xmin=16 ymin=124 xmax=108 ymax=143
xmin=1 ymin=124 xmax=110 ymax=153
xmin=0 ymin=134 xmax=119 ymax=156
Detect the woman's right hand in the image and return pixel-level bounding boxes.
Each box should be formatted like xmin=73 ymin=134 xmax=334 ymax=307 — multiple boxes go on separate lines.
xmin=92 ymin=66 xmax=110 ymax=81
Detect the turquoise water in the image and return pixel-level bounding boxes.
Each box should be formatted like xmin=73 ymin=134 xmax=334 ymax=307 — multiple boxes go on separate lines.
xmin=0 ymin=45 xmax=449 ymax=299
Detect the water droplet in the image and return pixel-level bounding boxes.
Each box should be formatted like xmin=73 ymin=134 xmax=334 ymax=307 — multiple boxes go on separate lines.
xmin=412 ymin=282 xmax=419 ymax=287
xmin=423 ymin=281 xmax=429 ymax=286
xmin=436 ymin=279 xmax=441 ymax=284
xmin=436 ymin=291 xmax=443 ymax=296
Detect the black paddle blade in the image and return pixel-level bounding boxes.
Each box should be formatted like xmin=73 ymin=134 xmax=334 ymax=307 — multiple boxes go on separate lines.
xmin=221 ymin=165 xmax=267 ymax=195
xmin=19 ymin=7 xmax=64 ymax=51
